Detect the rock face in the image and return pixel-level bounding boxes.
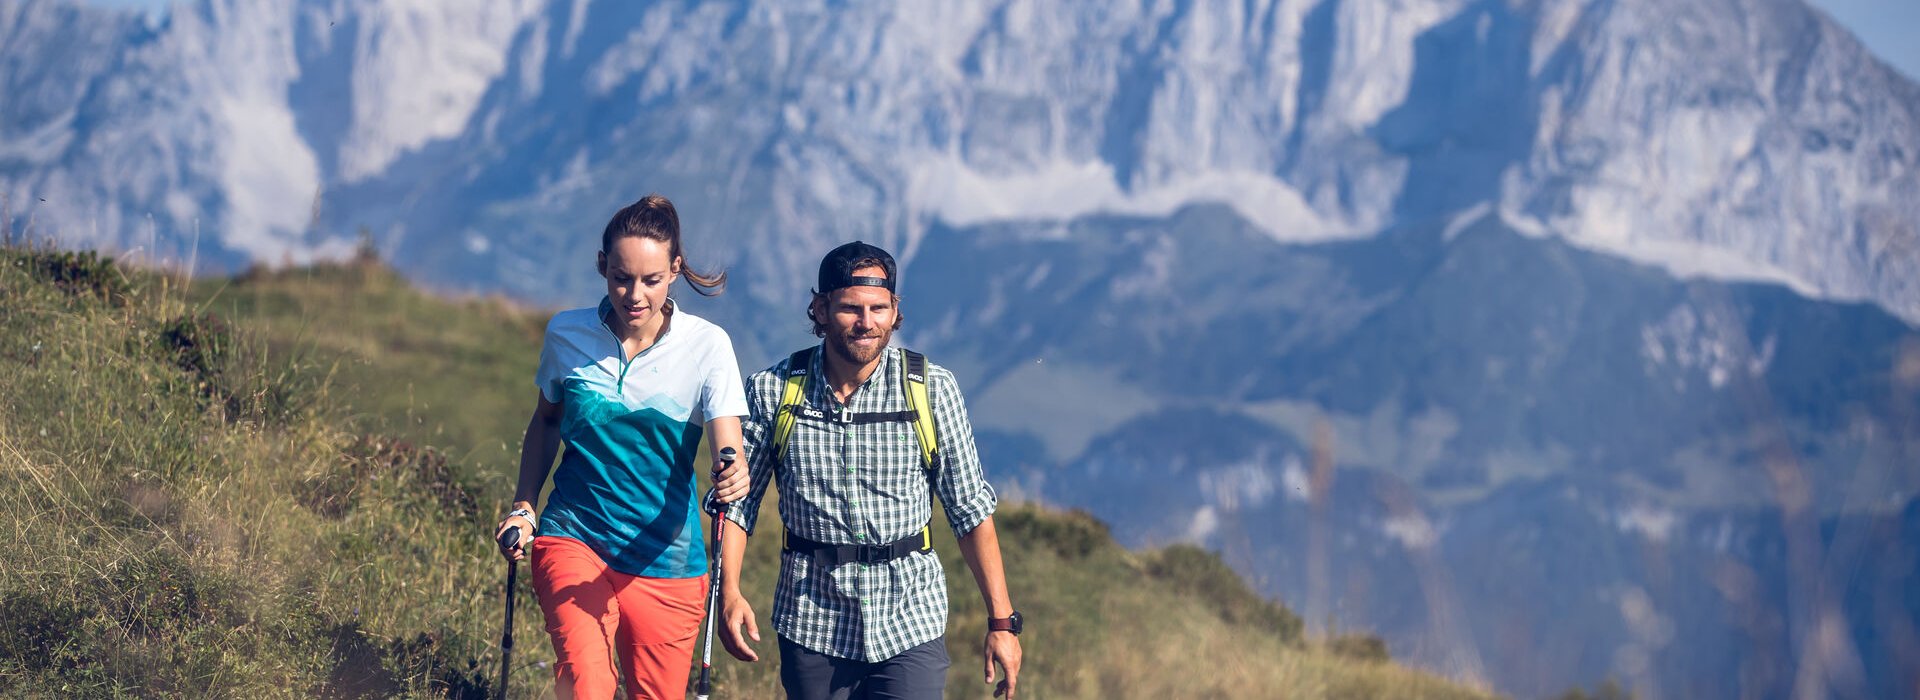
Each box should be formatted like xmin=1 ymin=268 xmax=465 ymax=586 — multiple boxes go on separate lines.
xmin=2 ymin=0 xmax=543 ymax=263
xmin=4 ymin=0 xmax=1917 ymax=318
xmin=5 ymin=0 xmax=1918 ymax=696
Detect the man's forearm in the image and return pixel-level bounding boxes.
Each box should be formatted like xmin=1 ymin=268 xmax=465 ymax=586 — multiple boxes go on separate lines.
xmin=957 ymin=516 xmax=1013 ymax=618
xmin=720 ymin=517 xmax=751 ymax=595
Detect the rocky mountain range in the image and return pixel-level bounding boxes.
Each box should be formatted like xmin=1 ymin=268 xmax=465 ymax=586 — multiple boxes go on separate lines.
xmin=5 ymin=0 xmax=1917 ymax=696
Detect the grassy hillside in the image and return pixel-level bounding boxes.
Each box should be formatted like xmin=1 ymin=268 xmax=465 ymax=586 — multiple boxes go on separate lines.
xmin=1 ymin=246 xmax=1494 ymax=698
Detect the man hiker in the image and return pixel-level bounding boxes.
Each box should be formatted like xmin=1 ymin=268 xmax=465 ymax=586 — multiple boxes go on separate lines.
xmin=714 ymin=241 xmax=1024 ymax=699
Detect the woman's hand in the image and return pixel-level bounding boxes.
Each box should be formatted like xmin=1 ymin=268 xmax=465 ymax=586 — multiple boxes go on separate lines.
xmin=711 ymin=455 xmax=749 ymax=504
xmin=494 ymin=506 xmax=535 ymax=562
xmin=705 ymin=417 xmax=748 ymax=505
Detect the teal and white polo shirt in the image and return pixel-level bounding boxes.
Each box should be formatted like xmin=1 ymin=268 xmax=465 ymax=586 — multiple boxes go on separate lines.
xmin=534 ymin=297 xmax=749 ymax=578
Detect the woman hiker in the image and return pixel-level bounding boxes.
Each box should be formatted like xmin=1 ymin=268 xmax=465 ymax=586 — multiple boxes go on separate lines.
xmin=493 ymin=194 xmax=749 ymax=698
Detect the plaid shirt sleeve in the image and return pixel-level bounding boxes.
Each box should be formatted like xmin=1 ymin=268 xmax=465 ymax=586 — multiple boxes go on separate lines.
xmin=926 ymin=365 xmax=997 ymax=538
xmin=725 ymin=363 xmax=785 ymax=536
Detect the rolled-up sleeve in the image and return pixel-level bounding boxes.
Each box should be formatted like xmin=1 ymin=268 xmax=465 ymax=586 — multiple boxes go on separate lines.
xmin=726 ymin=365 xmax=784 ymax=536
xmin=927 ymin=366 xmax=997 ymax=538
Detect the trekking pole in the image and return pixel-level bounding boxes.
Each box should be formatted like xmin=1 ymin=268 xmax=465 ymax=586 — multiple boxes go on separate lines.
xmin=696 ymin=446 xmax=738 ymax=700
xmin=495 ymin=525 xmax=523 ymax=700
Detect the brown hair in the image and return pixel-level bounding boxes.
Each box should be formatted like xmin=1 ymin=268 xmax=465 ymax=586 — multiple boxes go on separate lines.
xmin=806 ymin=255 xmax=902 ymax=337
xmin=600 ymin=194 xmax=725 ymax=295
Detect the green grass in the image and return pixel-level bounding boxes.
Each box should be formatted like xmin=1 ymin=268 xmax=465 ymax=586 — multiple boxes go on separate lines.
xmin=1 ymin=246 xmax=1495 ymax=698
xmin=192 ymin=260 xmax=545 ymax=472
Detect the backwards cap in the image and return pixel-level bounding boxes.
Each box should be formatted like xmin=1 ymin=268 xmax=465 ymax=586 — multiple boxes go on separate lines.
xmin=817 ymin=240 xmax=897 ymax=294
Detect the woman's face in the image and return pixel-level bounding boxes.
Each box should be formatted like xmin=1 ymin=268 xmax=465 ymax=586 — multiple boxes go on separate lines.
xmin=599 ymin=236 xmax=679 ymax=336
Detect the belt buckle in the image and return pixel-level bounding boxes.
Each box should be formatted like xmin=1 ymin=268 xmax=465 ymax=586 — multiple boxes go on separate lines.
xmin=858 ymin=544 xmax=886 ymax=565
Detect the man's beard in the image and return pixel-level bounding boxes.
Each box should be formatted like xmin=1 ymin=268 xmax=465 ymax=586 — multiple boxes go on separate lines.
xmin=828 ymin=327 xmax=890 ymax=366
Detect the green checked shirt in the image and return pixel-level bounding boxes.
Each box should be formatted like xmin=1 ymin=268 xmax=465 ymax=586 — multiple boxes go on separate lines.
xmin=727 ymin=344 xmax=998 ymax=662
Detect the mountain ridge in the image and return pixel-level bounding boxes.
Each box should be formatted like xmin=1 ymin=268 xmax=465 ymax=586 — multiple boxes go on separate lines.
xmin=6 ymin=1 xmax=1919 ymax=696
xmin=4 ymin=0 xmax=1919 ymax=321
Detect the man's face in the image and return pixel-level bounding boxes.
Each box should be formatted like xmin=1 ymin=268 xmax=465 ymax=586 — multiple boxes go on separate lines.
xmin=820 ymin=265 xmax=897 ymax=367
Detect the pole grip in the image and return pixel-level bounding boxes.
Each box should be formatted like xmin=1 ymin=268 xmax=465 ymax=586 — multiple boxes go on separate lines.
xmin=499 ymin=525 xmax=523 ymax=551
xmin=705 ymin=447 xmax=739 ymax=517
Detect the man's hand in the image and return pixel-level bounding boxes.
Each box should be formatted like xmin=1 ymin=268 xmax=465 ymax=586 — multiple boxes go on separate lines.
xmin=711 ymin=455 xmax=749 ymax=504
xmin=719 ymin=591 xmax=762 ymax=662
xmin=984 ymin=630 xmax=1021 ymax=698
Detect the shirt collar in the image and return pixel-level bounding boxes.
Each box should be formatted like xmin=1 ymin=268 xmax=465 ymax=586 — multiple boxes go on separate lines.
xmin=597 ymin=296 xmax=677 ymax=340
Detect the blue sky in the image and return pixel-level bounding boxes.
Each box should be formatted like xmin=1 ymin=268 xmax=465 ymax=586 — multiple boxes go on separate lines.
xmin=79 ymin=0 xmax=1920 ymax=80
xmin=1813 ymin=0 xmax=1920 ymax=80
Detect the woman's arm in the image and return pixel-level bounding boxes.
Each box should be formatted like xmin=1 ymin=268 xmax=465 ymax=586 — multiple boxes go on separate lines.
xmin=496 ymin=392 xmax=563 ymax=561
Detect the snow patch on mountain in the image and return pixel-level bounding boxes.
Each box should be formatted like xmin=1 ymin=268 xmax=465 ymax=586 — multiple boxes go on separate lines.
xmin=1318 ymin=0 xmax=1468 ymax=128
xmin=1498 ymin=198 xmax=1829 ymax=297
xmin=170 ymin=1 xmax=329 ymax=260
xmin=1185 ymin=505 xmax=1220 ymax=543
xmin=329 ymin=0 xmax=543 ymax=181
xmin=1615 ymin=504 xmax=1679 ymax=543
xmin=1199 ymin=458 xmax=1281 ymax=513
xmin=1383 ymin=512 xmax=1438 ymax=550
xmin=906 ymin=152 xmax=1353 ymax=241
xmin=1640 ymin=302 xmax=1777 ymax=390
xmin=214 ymin=94 xmax=327 ymax=260
xmin=1281 ymin=456 xmax=1313 ymax=503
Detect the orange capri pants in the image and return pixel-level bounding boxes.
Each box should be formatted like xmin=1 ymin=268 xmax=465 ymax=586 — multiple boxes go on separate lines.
xmin=530 ymin=536 xmax=709 ymax=699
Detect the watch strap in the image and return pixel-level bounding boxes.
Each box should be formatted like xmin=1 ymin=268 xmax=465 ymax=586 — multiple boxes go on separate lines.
xmin=988 ymin=612 xmax=1020 ymax=633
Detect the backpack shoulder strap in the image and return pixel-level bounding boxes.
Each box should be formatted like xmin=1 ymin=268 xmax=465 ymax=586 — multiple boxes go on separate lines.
xmin=899 ymin=348 xmax=939 ymax=473
xmin=769 ymin=347 xmax=816 ymax=466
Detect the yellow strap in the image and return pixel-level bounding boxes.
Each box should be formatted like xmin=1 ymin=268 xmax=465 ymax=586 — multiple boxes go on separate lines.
xmin=770 ymin=350 xmax=811 ymax=466
xmin=901 ymin=349 xmax=938 ymax=472
xmin=776 ymin=347 xmax=936 ymax=472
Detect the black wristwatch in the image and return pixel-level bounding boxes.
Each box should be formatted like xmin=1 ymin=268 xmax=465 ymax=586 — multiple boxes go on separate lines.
xmin=987 ymin=610 xmax=1023 ymax=636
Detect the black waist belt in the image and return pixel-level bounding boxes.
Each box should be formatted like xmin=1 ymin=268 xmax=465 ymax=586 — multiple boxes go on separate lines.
xmin=784 ymin=526 xmax=932 ymax=568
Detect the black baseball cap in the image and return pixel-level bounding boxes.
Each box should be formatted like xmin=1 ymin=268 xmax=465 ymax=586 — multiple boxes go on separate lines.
xmin=817 ymin=241 xmax=897 ymax=294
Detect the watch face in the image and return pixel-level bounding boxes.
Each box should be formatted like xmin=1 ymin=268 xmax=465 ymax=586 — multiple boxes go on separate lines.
xmin=990 ymin=611 xmax=1024 ymax=634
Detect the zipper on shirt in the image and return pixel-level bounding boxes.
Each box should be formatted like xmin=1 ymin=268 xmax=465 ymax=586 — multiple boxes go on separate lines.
xmin=599 ymin=317 xmax=636 ymax=388
xmin=600 ymin=300 xmax=672 ymax=390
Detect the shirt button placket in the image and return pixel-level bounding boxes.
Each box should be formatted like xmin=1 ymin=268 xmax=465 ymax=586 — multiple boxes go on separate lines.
xmin=854 ymin=416 xmax=867 ymax=571
xmin=840 ymin=420 xmax=853 ymax=532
